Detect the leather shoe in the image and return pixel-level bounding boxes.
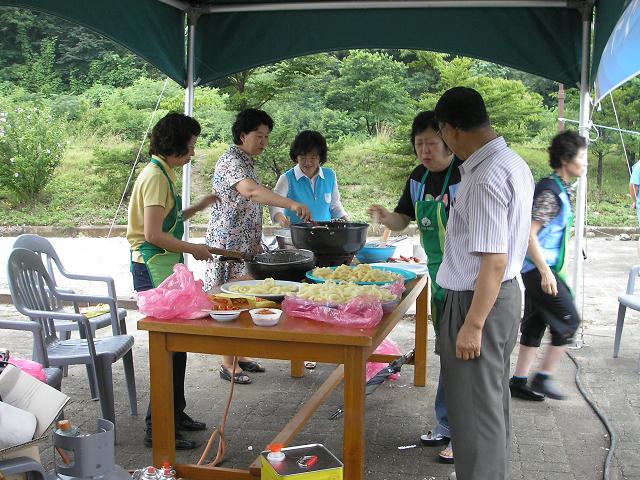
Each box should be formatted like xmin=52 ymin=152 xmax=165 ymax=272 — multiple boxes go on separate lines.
xmin=509 ymin=378 xmax=545 ymax=401
xmin=531 ymin=373 xmax=566 ymax=400
xmin=143 ymin=431 xmax=198 ymax=450
xmin=178 ymin=414 xmax=207 ymax=431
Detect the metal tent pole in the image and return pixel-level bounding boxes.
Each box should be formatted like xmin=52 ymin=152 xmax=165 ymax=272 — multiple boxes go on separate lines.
xmin=182 ymin=12 xmax=196 ymax=258
xmin=571 ymin=5 xmax=593 ymax=347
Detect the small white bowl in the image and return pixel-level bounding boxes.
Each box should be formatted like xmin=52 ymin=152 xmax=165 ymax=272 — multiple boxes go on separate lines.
xmin=209 ymin=310 xmax=241 ymax=322
xmin=249 ymin=308 xmax=282 ymax=327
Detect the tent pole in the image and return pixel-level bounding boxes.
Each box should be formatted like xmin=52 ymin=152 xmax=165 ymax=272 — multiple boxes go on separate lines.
xmin=571 ymin=5 xmax=592 ymax=343
xmin=182 ymin=12 xmax=196 ymax=256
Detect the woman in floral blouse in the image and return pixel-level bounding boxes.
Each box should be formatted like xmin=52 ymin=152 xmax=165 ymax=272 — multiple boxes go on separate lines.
xmin=205 ymin=108 xmax=310 ymax=384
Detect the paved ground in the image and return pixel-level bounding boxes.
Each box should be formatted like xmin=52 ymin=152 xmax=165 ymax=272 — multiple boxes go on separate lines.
xmin=2 ymin=235 xmax=640 ymax=479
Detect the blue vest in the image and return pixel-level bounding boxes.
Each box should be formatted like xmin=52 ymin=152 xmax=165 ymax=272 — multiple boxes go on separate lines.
xmin=284 ymin=167 xmax=337 ymax=223
xmin=522 ymin=175 xmax=572 ymax=274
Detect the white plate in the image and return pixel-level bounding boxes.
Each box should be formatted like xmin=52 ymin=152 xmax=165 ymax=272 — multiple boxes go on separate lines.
xmin=220 ymin=280 xmax=302 ymax=300
xmin=368 ymin=262 xmax=428 ymax=276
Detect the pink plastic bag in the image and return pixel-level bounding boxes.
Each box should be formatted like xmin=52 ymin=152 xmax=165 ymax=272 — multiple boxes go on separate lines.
xmin=137 ymin=264 xmax=212 ymax=319
xmin=281 ymin=295 xmax=384 ymax=329
xmin=366 ymin=338 xmax=403 ymax=382
xmin=8 ymin=357 xmax=47 ymax=383
xmin=281 ymin=280 xmax=406 ymax=329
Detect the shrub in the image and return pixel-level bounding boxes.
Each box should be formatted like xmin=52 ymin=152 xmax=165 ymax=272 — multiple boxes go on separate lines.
xmin=91 ymin=142 xmax=146 ymax=203
xmin=0 ymin=104 xmax=67 ymax=204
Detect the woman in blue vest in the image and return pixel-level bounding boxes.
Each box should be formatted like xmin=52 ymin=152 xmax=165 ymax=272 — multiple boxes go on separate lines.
xmin=510 ymin=131 xmax=586 ymax=401
xmin=270 ymin=130 xmax=347 ymax=227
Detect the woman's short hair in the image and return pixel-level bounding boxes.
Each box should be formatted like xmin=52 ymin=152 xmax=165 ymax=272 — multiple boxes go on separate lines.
xmin=232 ymin=108 xmax=274 ymax=144
xmin=435 ymin=87 xmax=490 ymax=131
xmin=410 ymin=111 xmax=439 ymax=153
xmin=548 ymin=130 xmax=587 ymax=169
xmin=149 ymin=112 xmax=201 ymax=157
xmin=289 ymin=130 xmax=328 ymax=164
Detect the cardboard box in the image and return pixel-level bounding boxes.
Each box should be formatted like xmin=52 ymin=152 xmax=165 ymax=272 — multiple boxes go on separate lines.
xmin=0 ymin=364 xmax=69 ymax=480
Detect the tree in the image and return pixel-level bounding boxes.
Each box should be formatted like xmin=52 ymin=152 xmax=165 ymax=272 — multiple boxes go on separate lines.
xmin=420 ymin=57 xmax=546 ymax=144
xmin=325 ymin=51 xmax=413 ymax=136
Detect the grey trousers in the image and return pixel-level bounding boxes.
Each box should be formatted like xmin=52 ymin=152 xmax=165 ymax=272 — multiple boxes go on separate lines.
xmin=440 ymin=279 xmax=521 ymax=480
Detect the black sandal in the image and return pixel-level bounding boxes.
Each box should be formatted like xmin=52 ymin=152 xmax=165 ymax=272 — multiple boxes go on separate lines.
xmin=238 ymin=360 xmax=266 ymax=373
xmin=219 ymin=365 xmax=252 ymax=384
xmin=420 ymin=430 xmax=450 ymax=446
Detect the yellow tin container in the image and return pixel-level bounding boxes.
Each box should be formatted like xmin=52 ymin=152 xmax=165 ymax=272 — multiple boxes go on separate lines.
xmin=260 ymin=444 xmax=343 ymax=479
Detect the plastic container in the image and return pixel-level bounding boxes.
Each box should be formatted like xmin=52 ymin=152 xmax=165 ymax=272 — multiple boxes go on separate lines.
xmin=250 ymin=308 xmax=282 ymax=326
xmin=356 ymin=244 xmax=397 ymax=263
xmin=208 ymin=310 xmax=241 ymax=321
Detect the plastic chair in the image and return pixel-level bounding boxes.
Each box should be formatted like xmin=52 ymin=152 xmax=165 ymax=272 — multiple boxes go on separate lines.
xmin=0 ymin=457 xmax=47 ymax=480
xmin=6 ymin=248 xmax=137 ymax=429
xmin=614 ymin=264 xmax=640 ymax=358
xmin=12 ymin=234 xmax=127 ymax=398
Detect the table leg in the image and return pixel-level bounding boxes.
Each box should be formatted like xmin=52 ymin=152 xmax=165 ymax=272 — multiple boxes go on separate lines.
xmin=149 ymin=331 xmax=175 ymax=466
xmin=414 ymin=278 xmax=429 ymax=387
xmin=290 ymin=360 xmax=305 ymax=378
xmin=343 ymin=347 xmax=366 ymax=480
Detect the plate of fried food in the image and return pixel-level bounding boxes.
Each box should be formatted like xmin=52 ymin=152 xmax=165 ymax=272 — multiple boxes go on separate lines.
xmin=220 ymin=277 xmax=302 ymax=300
xmin=305 ymin=264 xmax=416 ymax=285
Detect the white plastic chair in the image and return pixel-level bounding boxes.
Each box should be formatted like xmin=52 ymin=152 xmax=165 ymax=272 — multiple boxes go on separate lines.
xmin=613 ymin=265 xmax=640 ymax=358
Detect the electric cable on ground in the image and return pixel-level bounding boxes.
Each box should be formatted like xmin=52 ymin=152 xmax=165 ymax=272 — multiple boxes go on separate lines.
xmin=566 ymin=350 xmax=617 ymax=480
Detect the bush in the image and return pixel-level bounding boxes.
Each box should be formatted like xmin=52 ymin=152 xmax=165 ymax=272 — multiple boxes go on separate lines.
xmin=0 ymin=103 xmax=67 ymax=204
xmin=91 ymin=142 xmax=146 ymax=203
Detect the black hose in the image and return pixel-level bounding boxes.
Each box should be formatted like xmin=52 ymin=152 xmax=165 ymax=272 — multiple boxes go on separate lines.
xmin=566 ymin=350 xmax=616 ymax=480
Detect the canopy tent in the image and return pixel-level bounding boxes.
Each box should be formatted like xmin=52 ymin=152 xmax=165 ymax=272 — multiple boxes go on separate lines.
xmin=0 ymin=0 xmax=633 ymax=310
xmin=594 ymin=0 xmax=640 ymax=103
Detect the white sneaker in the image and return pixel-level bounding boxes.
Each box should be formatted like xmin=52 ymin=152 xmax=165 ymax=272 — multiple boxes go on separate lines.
xmin=449 ymin=472 xmax=457 ymax=480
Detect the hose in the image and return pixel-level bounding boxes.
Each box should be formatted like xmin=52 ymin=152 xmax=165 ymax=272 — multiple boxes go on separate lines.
xmin=197 ymin=356 xmax=237 ymax=467
xmin=566 ymin=350 xmax=616 ymax=480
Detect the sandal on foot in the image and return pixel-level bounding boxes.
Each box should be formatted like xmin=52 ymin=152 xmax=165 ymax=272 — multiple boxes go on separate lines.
xmin=219 ymin=365 xmax=252 ymax=384
xmin=304 ymin=361 xmax=317 ymax=370
xmin=438 ymin=445 xmax=454 ymax=464
xmin=237 ymin=360 xmax=265 ymax=373
xmin=420 ymin=430 xmax=450 ymax=446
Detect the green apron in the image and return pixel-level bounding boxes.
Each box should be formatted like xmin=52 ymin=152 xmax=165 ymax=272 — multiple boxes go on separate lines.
xmin=549 ymin=173 xmax=574 ymax=288
xmin=415 ymin=161 xmax=454 ymax=336
xmin=134 ymin=158 xmax=184 ymax=288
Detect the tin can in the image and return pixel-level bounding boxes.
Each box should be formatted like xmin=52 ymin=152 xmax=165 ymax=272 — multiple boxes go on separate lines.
xmin=260 ymin=444 xmax=343 ymax=479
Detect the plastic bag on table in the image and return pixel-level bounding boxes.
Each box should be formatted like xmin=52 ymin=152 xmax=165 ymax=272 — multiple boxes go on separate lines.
xmin=366 ymin=338 xmax=403 ymax=382
xmin=281 ymin=295 xmax=384 ymax=329
xmin=137 ymin=264 xmax=212 ymax=319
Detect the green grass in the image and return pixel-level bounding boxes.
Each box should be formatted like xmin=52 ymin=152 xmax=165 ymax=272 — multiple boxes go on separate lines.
xmin=0 ymin=138 xmax=636 ymax=227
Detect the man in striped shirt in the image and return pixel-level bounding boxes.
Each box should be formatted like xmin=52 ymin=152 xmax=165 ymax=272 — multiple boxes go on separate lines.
xmin=434 ymin=87 xmax=534 ymax=480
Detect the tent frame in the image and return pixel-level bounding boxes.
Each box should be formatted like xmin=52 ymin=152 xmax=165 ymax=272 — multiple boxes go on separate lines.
xmin=176 ymin=0 xmax=593 ymax=305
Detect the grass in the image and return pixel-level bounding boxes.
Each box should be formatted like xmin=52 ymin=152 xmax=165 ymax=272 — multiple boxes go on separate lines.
xmin=0 ymin=137 xmax=636 ymax=227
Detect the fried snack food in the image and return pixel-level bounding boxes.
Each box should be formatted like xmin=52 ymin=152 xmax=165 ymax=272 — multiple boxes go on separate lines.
xmin=208 ymin=294 xmax=251 ymax=311
xmin=312 ymin=264 xmax=400 ymax=283
xmin=295 ymin=281 xmax=396 ymax=304
xmin=229 ymin=277 xmax=298 ymax=295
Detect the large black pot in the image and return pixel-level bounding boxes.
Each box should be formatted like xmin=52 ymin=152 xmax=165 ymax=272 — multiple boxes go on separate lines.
xmin=290 ymin=221 xmax=369 ymax=266
xmin=245 ymin=249 xmax=315 ymax=282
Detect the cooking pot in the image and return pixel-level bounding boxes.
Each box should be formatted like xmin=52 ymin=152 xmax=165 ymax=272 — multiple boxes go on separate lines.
xmin=290 ymin=221 xmax=369 ymax=266
xmin=215 ymin=247 xmax=315 ymax=282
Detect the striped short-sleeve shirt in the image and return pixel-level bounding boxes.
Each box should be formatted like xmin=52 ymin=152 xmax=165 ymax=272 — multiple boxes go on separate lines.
xmin=436 ymin=137 xmax=534 ymax=291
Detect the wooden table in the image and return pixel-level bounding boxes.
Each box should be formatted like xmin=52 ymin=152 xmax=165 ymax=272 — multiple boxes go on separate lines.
xmin=138 ymin=275 xmax=429 ymax=480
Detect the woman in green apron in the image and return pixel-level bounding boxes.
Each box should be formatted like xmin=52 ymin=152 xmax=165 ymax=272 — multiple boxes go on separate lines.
xmin=510 ymin=131 xmax=586 ymax=402
xmin=368 ymin=111 xmax=461 ymax=464
xmin=127 ymin=113 xmax=219 ymax=450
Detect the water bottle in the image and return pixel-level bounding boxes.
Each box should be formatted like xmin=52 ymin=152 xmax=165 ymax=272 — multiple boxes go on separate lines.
xmin=157 ymin=462 xmax=176 ymax=480
xmin=55 ymin=420 xmax=79 ymax=465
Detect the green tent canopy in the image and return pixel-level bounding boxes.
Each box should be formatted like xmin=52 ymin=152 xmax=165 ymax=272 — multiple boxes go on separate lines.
xmin=0 ymin=0 xmax=596 ymax=87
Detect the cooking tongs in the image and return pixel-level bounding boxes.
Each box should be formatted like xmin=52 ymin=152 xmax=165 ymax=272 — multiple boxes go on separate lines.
xmin=207 ymin=246 xmax=253 ymax=262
